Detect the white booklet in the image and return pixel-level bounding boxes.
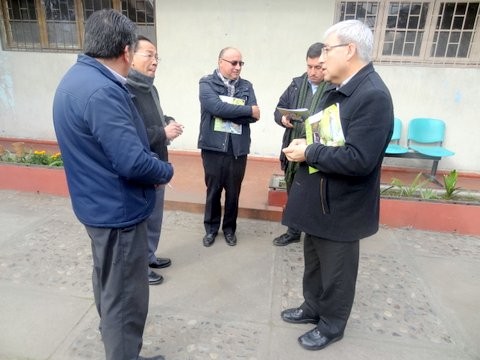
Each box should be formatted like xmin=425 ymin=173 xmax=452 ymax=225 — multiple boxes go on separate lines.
xmin=276 ymin=107 xmax=309 ymax=121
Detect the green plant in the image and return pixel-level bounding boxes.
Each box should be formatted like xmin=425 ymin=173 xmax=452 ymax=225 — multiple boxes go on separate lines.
xmin=0 ymin=149 xmax=63 ymax=167
xmin=443 ymin=169 xmax=460 ymax=200
xmin=420 ymin=187 xmax=439 ymax=200
xmin=389 ymin=172 xmax=429 ymax=197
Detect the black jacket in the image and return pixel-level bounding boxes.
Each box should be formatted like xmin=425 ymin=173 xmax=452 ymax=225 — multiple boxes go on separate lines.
xmin=274 ymin=73 xmax=310 ymax=170
xmin=197 ymin=70 xmax=258 ymax=157
xmin=126 ymin=83 xmax=172 ymax=162
xmin=283 ymin=63 xmax=394 ymax=242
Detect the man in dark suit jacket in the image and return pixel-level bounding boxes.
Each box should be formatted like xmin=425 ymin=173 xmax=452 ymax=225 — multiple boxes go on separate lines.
xmin=280 ymin=20 xmax=394 ymax=351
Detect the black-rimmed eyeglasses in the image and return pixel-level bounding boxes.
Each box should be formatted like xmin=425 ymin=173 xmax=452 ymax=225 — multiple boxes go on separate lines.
xmin=221 ymin=58 xmax=245 ymax=67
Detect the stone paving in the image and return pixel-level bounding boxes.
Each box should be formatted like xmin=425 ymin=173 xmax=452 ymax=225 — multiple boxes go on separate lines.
xmin=0 ymin=190 xmax=479 ymax=360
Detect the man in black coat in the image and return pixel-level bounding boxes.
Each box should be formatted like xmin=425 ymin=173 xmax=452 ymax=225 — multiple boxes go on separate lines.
xmin=126 ymin=36 xmax=184 ymax=285
xmin=272 ymin=42 xmax=327 ymax=246
xmin=281 ymin=20 xmax=394 ymax=351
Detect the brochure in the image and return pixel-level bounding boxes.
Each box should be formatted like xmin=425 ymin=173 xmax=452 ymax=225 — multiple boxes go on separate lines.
xmin=276 ymin=107 xmax=309 ymax=121
xmin=213 ymin=95 xmax=245 ymax=135
xmin=305 ymin=103 xmax=345 ymax=174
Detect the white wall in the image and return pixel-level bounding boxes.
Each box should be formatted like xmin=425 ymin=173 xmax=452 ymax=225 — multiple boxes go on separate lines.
xmin=0 ymin=0 xmax=478 ymax=174
xmin=0 ymin=51 xmax=76 ymax=140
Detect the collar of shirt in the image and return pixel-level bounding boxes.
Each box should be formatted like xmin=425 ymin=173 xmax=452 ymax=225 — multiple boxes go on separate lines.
xmin=309 ymin=81 xmax=318 ymax=95
xmin=336 ymin=73 xmax=355 ymax=91
xmin=95 ymin=59 xmax=127 ymax=84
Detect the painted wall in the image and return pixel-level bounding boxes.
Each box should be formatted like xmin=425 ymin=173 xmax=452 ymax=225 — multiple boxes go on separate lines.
xmin=0 ymin=0 xmax=478 ymax=174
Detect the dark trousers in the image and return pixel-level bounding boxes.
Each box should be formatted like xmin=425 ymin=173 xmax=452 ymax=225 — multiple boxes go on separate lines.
xmin=146 ymin=186 xmax=165 ymax=263
xmin=285 ymin=172 xmax=300 ymax=236
xmin=201 ymin=150 xmax=247 ymax=234
xmin=85 ymin=221 xmax=149 ymax=360
xmin=301 ymin=233 xmax=359 ymax=336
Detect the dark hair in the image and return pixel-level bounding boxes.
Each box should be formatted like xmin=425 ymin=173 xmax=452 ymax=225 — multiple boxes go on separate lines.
xmin=306 ymin=42 xmax=324 ymax=59
xmin=84 ymin=9 xmax=137 ymax=59
xmin=133 ymin=35 xmax=154 ymax=52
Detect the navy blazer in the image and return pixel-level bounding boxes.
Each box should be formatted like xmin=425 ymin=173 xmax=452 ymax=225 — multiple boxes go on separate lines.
xmin=197 ymin=70 xmax=258 ymax=157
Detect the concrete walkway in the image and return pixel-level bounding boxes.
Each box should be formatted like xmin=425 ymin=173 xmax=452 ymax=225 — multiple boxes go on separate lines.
xmin=0 ymin=190 xmax=479 ymax=360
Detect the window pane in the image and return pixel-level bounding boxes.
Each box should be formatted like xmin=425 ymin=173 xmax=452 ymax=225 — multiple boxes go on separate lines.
xmin=121 ymin=0 xmax=155 ymax=40
xmin=383 ymin=2 xmax=428 ymax=57
xmin=84 ymin=0 xmax=112 ymax=19
xmin=6 ymin=0 xmax=40 ymax=48
xmin=339 ymin=1 xmax=379 ymax=31
xmin=432 ymin=2 xmax=480 ymax=58
xmin=465 ymin=2 xmax=479 ymax=29
xmin=8 ymin=0 xmax=37 ymax=19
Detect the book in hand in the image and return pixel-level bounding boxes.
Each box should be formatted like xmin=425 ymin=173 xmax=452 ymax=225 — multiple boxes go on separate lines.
xmin=305 ymin=103 xmax=345 ymax=174
xmin=276 ymin=107 xmax=309 ymax=121
xmin=213 ymin=95 xmax=245 ymax=135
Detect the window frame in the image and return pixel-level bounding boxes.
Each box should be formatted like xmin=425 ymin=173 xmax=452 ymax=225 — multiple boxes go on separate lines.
xmin=0 ymin=0 xmax=155 ymax=52
xmin=335 ymin=0 xmax=480 ymax=67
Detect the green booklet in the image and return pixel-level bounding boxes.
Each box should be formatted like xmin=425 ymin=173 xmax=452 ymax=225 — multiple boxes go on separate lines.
xmin=305 ymin=103 xmax=345 ymax=174
xmin=213 ymin=95 xmax=245 ymax=135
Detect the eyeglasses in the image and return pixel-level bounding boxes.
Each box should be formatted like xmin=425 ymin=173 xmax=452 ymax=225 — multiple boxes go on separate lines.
xmin=221 ymin=58 xmax=245 ymax=67
xmin=321 ymin=43 xmax=350 ymax=55
xmin=135 ymin=52 xmax=160 ymax=62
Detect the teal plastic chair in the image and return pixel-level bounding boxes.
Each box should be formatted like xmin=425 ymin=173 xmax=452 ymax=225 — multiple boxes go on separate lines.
xmin=385 ymin=117 xmax=408 ymax=154
xmin=407 ymin=118 xmax=455 ymax=183
xmin=407 ymin=118 xmax=455 ymax=157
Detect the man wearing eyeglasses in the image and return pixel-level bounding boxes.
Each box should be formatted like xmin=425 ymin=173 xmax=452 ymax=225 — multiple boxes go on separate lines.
xmin=280 ymin=20 xmax=394 ymax=351
xmin=272 ymin=42 xmax=328 ymax=247
xmin=198 ymin=47 xmax=260 ymax=247
xmin=126 ymin=35 xmax=184 ymax=286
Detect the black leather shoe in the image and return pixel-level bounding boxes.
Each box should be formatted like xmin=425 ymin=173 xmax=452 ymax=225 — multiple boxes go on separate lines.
xmin=298 ymin=328 xmax=344 ymax=351
xmin=203 ymin=233 xmax=217 ymax=247
xmin=224 ymin=232 xmax=237 ymax=246
xmin=148 ymin=269 xmax=164 ymax=285
xmin=138 ymin=355 xmax=165 ymax=360
xmin=281 ymin=308 xmax=319 ymax=324
xmin=149 ymin=257 xmax=171 ymax=269
xmin=273 ymin=232 xmax=301 ymax=246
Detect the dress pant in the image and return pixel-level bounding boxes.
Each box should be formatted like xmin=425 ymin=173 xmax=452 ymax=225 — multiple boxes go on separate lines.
xmin=285 ymin=174 xmax=300 ymax=236
xmin=201 ymin=150 xmax=247 ymax=235
xmin=146 ymin=186 xmax=165 ymax=264
xmin=301 ymin=233 xmax=359 ymax=337
xmin=85 ymin=221 xmax=149 ymax=360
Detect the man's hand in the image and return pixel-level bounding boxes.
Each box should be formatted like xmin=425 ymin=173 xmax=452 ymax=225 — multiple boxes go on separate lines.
xmin=165 ymin=121 xmax=184 ymax=140
xmin=281 ymin=115 xmax=294 ymax=128
xmin=251 ymin=105 xmax=260 ymax=120
xmin=282 ymin=138 xmax=307 ymax=162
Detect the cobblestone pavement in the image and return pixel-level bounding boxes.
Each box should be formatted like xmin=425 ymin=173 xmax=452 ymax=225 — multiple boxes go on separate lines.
xmin=0 ymin=190 xmax=479 ymax=360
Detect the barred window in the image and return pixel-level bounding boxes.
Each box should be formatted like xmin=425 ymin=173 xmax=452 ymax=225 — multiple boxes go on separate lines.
xmin=0 ymin=0 xmax=155 ymax=52
xmin=336 ymin=1 xmax=480 ymax=67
